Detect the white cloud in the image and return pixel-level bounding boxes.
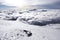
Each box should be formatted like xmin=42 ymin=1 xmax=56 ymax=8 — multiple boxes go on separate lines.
xmin=29 ymin=0 xmax=60 ymax=5
xmin=0 ymin=0 xmax=60 ymax=7
xmin=0 ymin=0 xmax=4 ymax=3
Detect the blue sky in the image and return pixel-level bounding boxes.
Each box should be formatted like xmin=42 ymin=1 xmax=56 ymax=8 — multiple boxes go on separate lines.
xmin=0 ymin=0 xmax=60 ymax=9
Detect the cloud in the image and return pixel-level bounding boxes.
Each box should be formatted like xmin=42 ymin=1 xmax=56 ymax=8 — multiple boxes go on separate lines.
xmin=0 ymin=3 xmax=16 ymax=9
xmin=0 ymin=0 xmax=60 ymax=6
xmin=27 ymin=0 xmax=60 ymax=9
xmin=42 ymin=1 xmax=60 ymax=9
xmin=0 ymin=0 xmax=60 ymax=9
xmin=25 ymin=0 xmax=60 ymax=5
xmin=0 ymin=0 xmax=4 ymax=3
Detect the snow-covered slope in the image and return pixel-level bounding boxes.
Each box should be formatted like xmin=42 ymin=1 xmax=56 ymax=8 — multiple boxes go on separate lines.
xmin=0 ymin=20 xmax=60 ymax=40
xmin=17 ymin=9 xmax=60 ymax=26
xmin=0 ymin=9 xmax=60 ymax=40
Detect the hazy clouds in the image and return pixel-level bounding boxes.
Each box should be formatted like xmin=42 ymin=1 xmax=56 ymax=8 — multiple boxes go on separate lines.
xmin=0 ymin=0 xmax=60 ymax=9
xmin=0 ymin=0 xmax=60 ymax=5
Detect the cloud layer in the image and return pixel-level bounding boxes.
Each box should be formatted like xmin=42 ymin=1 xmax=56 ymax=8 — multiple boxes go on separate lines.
xmin=0 ymin=0 xmax=60 ymax=9
xmin=0 ymin=0 xmax=60 ymax=6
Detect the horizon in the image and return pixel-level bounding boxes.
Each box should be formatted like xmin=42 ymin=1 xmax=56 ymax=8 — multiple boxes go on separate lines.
xmin=0 ymin=0 xmax=60 ymax=9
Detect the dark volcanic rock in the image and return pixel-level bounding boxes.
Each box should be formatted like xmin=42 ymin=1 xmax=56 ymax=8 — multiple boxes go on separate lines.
xmin=23 ymin=30 xmax=32 ymax=37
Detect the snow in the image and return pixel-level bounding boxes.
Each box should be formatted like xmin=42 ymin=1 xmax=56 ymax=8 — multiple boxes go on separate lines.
xmin=0 ymin=9 xmax=60 ymax=40
xmin=16 ymin=9 xmax=60 ymax=26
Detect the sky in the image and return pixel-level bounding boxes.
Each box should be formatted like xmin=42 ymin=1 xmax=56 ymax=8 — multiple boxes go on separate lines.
xmin=0 ymin=0 xmax=60 ymax=9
